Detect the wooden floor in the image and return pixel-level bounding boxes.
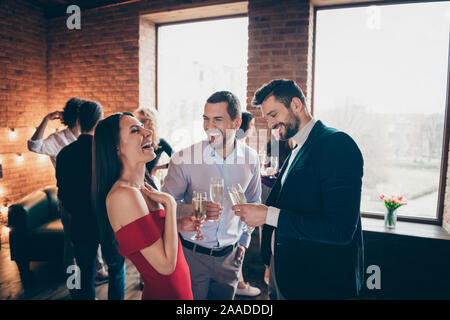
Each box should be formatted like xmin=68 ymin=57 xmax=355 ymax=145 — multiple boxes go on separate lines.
xmin=0 ymin=229 xmax=269 ymax=300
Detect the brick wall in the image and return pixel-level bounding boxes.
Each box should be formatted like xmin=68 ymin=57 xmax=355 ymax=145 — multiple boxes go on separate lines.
xmin=0 ymin=0 xmax=55 ymax=209
xmin=246 ymin=0 xmax=312 ymax=131
xmin=46 ymin=3 xmax=141 ymax=117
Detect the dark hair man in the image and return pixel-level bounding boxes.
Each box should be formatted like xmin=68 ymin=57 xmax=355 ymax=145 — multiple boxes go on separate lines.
xmin=56 ymin=101 xmax=125 ymax=300
xmin=28 ymin=98 xmax=85 ymax=167
xmin=232 ymin=79 xmax=364 ymax=300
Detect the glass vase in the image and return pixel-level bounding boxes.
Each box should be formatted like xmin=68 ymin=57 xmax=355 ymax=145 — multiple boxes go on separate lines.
xmin=384 ymin=208 xmax=397 ymax=229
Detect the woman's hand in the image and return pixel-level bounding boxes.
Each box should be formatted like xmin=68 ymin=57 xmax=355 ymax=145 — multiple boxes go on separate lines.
xmin=140 ymin=182 xmax=175 ymax=208
xmin=177 ymin=215 xmax=203 ymax=232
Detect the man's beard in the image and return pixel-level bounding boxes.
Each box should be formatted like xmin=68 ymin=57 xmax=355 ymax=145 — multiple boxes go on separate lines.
xmin=277 ymin=110 xmax=300 ymax=141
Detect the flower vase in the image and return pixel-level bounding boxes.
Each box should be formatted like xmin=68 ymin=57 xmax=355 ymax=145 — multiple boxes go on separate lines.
xmin=384 ymin=208 xmax=397 ymax=229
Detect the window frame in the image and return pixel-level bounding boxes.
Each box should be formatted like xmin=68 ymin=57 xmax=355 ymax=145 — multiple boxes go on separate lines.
xmin=312 ymin=0 xmax=450 ymax=225
xmin=155 ymin=13 xmax=248 ymax=111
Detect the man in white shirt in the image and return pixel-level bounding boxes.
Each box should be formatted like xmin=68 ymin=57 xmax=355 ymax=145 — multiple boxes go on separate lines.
xmin=28 ymin=97 xmax=109 ymax=283
xmin=232 ymin=79 xmax=364 ymax=300
xmin=28 ymin=98 xmax=83 ymax=167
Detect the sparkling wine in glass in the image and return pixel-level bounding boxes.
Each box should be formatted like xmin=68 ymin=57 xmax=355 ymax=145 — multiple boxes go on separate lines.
xmin=269 ymin=156 xmax=279 ymax=178
xmin=228 ymin=183 xmax=254 ymax=232
xmin=210 ymin=177 xmax=224 ymax=203
xmin=191 ymin=191 xmax=207 ymax=240
xmin=258 ymin=151 xmax=267 ymax=174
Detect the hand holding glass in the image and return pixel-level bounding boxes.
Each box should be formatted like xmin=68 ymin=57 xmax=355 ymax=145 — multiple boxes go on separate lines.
xmin=209 ymin=177 xmax=224 ymax=221
xmin=228 ymin=183 xmax=254 ymax=232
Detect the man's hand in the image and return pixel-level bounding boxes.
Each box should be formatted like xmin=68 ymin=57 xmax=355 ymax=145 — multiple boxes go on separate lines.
xmin=178 ymin=215 xmax=203 ymax=232
xmin=237 ymin=245 xmax=246 ymax=262
xmin=232 ymin=203 xmax=268 ymax=227
xmin=205 ymin=201 xmax=223 ymax=221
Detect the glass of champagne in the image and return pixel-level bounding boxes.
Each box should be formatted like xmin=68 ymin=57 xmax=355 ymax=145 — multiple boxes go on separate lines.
xmin=209 ymin=177 xmax=224 ymax=221
xmin=258 ymin=151 xmax=267 ymax=175
xmin=191 ymin=191 xmax=207 ymax=240
xmin=228 ymin=183 xmax=254 ymax=232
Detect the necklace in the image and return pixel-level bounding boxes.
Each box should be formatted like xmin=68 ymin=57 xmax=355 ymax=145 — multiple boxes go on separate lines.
xmin=118 ymin=179 xmax=143 ymax=189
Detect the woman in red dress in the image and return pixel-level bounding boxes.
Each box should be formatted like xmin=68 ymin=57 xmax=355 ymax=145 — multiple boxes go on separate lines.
xmin=93 ymin=112 xmax=197 ymax=300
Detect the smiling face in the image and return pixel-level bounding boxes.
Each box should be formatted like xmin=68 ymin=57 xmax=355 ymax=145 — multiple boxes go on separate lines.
xmin=117 ymin=115 xmax=155 ymax=166
xmin=261 ymin=95 xmax=301 ymax=141
xmin=203 ymin=102 xmax=241 ymax=149
xmin=135 ymin=112 xmax=151 ymax=130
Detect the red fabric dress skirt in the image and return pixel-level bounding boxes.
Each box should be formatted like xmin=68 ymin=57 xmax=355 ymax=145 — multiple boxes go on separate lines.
xmin=115 ymin=209 xmax=193 ymax=300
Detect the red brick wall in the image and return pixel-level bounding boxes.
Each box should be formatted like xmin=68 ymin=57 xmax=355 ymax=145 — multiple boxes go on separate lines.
xmin=46 ymin=3 xmax=141 ymax=117
xmin=0 ymin=0 xmax=55 ymax=208
xmin=246 ymin=0 xmax=312 ymax=131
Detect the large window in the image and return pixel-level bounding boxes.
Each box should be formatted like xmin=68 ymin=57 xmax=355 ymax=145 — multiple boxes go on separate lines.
xmin=313 ymin=2 xmax=450 ymax=221
xmin=157 ymin=17 xmax=248 ymax=153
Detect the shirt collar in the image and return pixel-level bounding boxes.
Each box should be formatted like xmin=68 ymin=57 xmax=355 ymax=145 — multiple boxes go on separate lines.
xmin=203 ymin=139 xmax=244 ymax=164
xmin=291 ymin=117 xmax=316 ymax=150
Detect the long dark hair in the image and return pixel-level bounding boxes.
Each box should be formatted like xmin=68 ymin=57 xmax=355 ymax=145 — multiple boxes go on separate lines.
xmin=92 ymin=112 xmax=134 ymax=247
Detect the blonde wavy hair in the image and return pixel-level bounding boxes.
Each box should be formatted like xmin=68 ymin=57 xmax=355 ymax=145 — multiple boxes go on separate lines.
xmin=134 ymin=106 xmax=160 ymax=150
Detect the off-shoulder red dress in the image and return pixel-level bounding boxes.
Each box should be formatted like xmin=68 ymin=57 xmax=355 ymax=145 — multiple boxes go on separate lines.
xmin=114 ymin=209 xmax=193 ymax=300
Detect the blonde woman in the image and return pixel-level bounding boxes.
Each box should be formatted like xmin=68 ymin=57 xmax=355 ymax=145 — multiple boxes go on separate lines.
xmin=134 ymin=107 xmax=173 ymax=189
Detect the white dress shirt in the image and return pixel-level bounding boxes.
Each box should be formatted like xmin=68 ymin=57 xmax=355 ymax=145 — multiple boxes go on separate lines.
xmin=162 ymin=140 xmax=262 ymax=249
xmin=28 ymin=127 xmax=77 ymax=167
xmin=266 ymin=118 xmax=316 ymax=255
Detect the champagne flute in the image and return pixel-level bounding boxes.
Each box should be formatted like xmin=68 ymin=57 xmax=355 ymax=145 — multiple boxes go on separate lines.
xmin=228 ymin=183 xmax=254 ymax=232
xmin=209 ymin=177 xmax=224 ymax=221
xmin=258 ymin=151 xmax=267 ymax=175
xmin=269 ymin=156 xmax=279 ymax=178
xmin=190 ymin=191 xmax=207 ymax=240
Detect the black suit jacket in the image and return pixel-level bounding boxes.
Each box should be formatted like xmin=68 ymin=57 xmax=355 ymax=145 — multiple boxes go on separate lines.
xmin=262 ymin=120 xmax=364 ymax=299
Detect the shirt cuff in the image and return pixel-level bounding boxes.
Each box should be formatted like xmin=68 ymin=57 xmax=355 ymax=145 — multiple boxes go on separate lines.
xmin=266 ymin=206 xmax=280 ymax=228
xmin=27 ymin=139 xmax=42 ymax=152
xmin=238 ymin=229 xmax=252 ymax=248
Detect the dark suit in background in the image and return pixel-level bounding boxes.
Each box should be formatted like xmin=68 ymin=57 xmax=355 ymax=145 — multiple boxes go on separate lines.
xmin=262 ymin=120 xmax=364 ymax=299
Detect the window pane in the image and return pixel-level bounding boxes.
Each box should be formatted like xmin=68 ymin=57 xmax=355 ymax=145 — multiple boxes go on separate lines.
xmin=157 ymin=17 xmax=248 ymax=152
xmin=314 ymin=2 xmax=450 ymax=219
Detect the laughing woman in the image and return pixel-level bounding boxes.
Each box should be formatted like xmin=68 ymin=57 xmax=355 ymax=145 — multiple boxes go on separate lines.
xmin=93 ymin=112 xmax=195 ymax=300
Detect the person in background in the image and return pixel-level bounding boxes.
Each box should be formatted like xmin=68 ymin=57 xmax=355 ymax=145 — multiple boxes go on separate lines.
xmin=234 ymin=111 xmax=261 ymax=297
xmin=28 ymin=98 xmax=83 ymax=167
xmin=162 ymin=91 xmax=262 ymax=300
xmin=27 ymin=98 xmax=109 ymax=284
xmin=134 ymin=107 xmax=174 ymax=289
xmin=236 ymin=111 xmax=256 ymax=143
xmin=134 ymin=107 xmax=173 ymax=190
xmin=57 ymin=101 xmax=124 ymax=300
xmin=93 ymin=112 xmax=197 ymax=300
